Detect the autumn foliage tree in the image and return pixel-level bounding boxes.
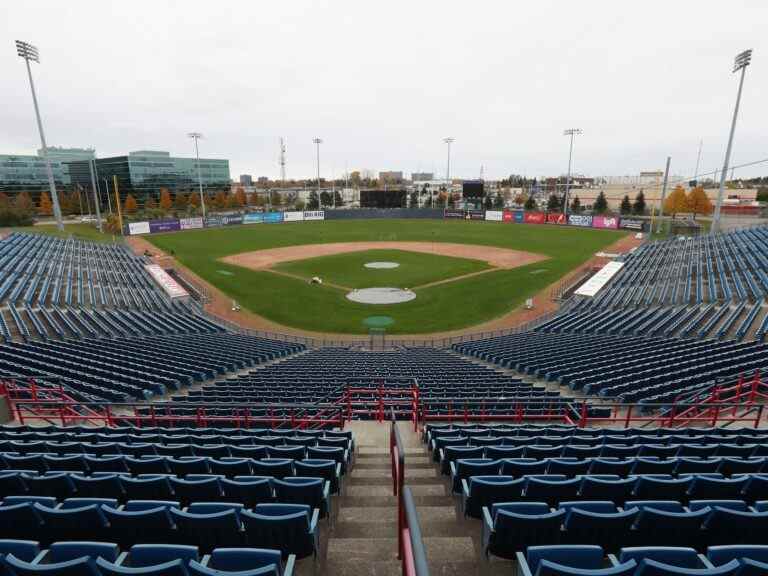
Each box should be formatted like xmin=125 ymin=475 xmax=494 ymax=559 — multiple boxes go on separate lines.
xmin=234 ymin=188 xmax=246 ymax=207
xmin=159 ymin=188 xmax=173 ymax=211
xmin=664 ymin=185 xmax=689 ymax=217
xmin=213 ymin=190 xmax=227 ymax=210
xmin=144 ymin=195 xmax=157 ymax=210
xmin=38 ymin=191 xmax=53 ymax=216
xmin=174 ymin=192 xmax=188 ymax=211
xmin=687 ymin=186 xmax=713 ymax=219
xmin=124 ymin=194 xmax=138 ymax=213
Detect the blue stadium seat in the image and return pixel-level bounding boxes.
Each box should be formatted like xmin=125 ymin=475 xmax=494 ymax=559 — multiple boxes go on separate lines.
xmin=482 ymin=502 xmax=565 ymax=560
xmin=241 ymin=504 xmax=319 ymax=560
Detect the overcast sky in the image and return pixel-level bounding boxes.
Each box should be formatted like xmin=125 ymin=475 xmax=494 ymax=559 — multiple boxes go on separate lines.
xmin=1 ymin=1 xmax=766 ymax=181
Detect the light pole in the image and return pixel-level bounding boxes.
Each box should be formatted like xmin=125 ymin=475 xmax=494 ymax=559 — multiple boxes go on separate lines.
xmin=712 ymin=49 xmax=753 ymax=234
xmin=443 ymin=137 xmax=454 ymax=208
xmin=563 ymin=128 xmax=582 ymax=217
xmin=188 ymin=132 xmax=206 ymax=218
xmin=88 ymin=159 xmax=102 ymax=232
xmin=313 ymin=138 xmax=322 ymax=208
xmin=15 ymin=40 xmax=64 ymax=231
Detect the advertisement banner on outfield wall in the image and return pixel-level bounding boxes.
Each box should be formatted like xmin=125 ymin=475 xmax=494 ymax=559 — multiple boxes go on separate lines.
xmin=485 ymin=210 xmax=503 ymax=222
xmin=149 ymin=219 xmax=181 ymax=233
xmin=568 ymin=214 xmax=593 ymax=227
xmin=503 ymin=211 xmax=513 ymax=222
xmin=263 ymin=212 xmax=283 ymax=223
xmin=546 ymin=213 xmax=566 ymax=225
xmin=620 ymin=218 xmax=645 ymax=231
xmin=303 ymin=211 xmax=325 ymax=221
xmin=592 ymin=215 xmax=620 ymax=229
xmin=205 ymin=216 xmax=224 ymax=228
xmin=128 ymin=221 xmax=150 ymax=235
xmin=513 ymin=211 xmax=525 ymax=223
xmin=284 ymin=211 xmax=304 ymax=222
xmin=179 ymin=217 xmax=204 ymax=230
xmin=223 ymin=215 xmax=243 ymax=226
xmin=467 ymin=210 xmax=485 ymax=220
xmin=244 ymin=213 xmax=264 ymax=224
xmin=524 ymin=212 xmax=545 ymax=224
xmin=443 ymin=209 xmax=465 ymax=219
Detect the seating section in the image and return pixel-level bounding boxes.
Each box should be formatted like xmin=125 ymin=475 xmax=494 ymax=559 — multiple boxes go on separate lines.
xmin=0 ymin=539 xmax=295 ymax=575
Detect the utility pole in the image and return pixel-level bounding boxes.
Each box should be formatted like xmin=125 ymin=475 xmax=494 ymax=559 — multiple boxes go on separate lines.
xmin=88 ymin=159 xmax=102 ymax=231
xmin=313 ymin=138 xmax=323 ymax=208
xmin=188 ymin=132 xmax=206 ymax=219
xmin=713 ymin=49 xmax=753 ymax=234
xmin=15 ymin=40 xmax=64 ymax=231
xmin=563 ymin=128 xmax=582 ymax=217
xmin=113 ymin=176 xmax=123 ymax=234
xmin=443 ymin=137 xmax=454 ymax=209
xmin=656 ymin=156 xmax=671 ymax=234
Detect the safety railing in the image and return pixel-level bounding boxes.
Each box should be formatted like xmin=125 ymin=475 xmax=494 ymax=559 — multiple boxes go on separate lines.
xmin=390 ymin=408 xmax=430 ymax=576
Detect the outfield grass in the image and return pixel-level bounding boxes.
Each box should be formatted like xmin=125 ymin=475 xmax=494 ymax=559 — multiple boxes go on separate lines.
xmin=274 ymin=249 xmax=490 ymax=289
xmin=148 ymin=219 xmax=626 ymax=334
xmin=11 ymin=223 xmax=118 ymax=243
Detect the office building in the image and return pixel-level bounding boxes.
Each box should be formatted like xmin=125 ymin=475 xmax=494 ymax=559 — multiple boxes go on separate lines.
xmin=240 ymin=174 xmax=253 ymax=186
xmin=0 ymin=147 xmax=95 ymax=195
xmin=411 ymin=172 xmax=433 ymax=181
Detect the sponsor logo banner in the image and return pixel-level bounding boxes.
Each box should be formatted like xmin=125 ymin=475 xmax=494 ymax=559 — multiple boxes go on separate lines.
xmin=128 ymin=221 xmax=150 ymax=235
xmin=303 ymin=211 xmax=325 ymax=221
xmin=223 ymin=215 xmax=244 ymax=225
xmin=568 ymin=214 xmax=593 ymax=227
xmin=263 ymin=212 xmax=283 ymax=223
xmin=284 ymin=211 xmax=304 ymax=222
xmin=244 ymin=213 xmax=264 ymax=224
xmin=593 ymin=215 xmax=620 ymax=229
xmin=524 ymin=211 xmax=545 ymax=224
xmin=503 ymin=210 xmax=513 ymax=222
xmin=144 ymin=264 xmax=189 ymax=299
xmin=179 ymin=217 xmax=204 ymax=230
xmin=485 ymin=210 xmax=503 ymax=222
xmin=467 ymin=210 xmax=485 ymax=220
xmin=546 ymin=212 xmax=566 ymax=225
xmin=513 ymin=211 xmax=525 ymax=223
xmin=205 ymin=216 xmax=224 ymax=228
xmin=443 ymin=209 xmax=465 ymax=219
xmin=620 ymin=218 xmax=645 ymax=231
xmin=148 ymin=219 xmax=181 ymax=233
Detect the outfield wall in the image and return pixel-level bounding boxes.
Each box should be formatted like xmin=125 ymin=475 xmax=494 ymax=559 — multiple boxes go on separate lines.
xmin=123 ymin=208 xmax=645 ymax=236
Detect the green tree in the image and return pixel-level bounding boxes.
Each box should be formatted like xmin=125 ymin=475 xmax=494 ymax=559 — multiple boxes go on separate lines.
xmin=484 ymin=195 xmax=493 ymax=209
xmin=547 ymin=194 xmax=561 ymax=212
xmin=524 ymin=195 xmax=536 ymax=210
xmin=570 ymin=195 xmax=582 ymax=214
xmin=334 ymin=191 xmax=343 ymax=207
xmin=493 ymin=194 xmax=504 ymax=209
xmin=320 ymin=191 xmax=332 ymax=207
xmin=620 ymin=194 xmax=632 ymax=215
xmin=294 ymin=199 xmax=306 ymax=211
xmin=757 ymin=187 xmax=768 ymax=203
xmin=307 ymin=191 xmax=319 ymax=210
xmin=633 ymin=190 xmax=647 ymax=215
xmin=593 ymin=190 xmax=608 ymax=214
xmin=409 ymin=191 xmax=419 ymax=209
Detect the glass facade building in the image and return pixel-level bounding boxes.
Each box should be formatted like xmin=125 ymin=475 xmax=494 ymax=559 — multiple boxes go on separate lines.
xmin=68 ymin=150 xmax=231 ymax=205
xmin=0 ymin=147 xmax=95 ymax=196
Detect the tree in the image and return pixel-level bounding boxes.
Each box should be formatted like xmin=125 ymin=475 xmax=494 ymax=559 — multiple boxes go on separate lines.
xmin=213 ymin=190 xmax=227 ymax=210
xmin=294 ymin=199 xmax=306 ymax=211
xmin=570 ymin=195 xmax=582 ymax=214
xmin=524 ymin=195 xmax=536 ymax=210
xmin=633 ymin=190 xmax=647 ymax=215
xmin=409 ymin=191 xmax=419 ymax=209
xmin=593 ymin=191 xmax=608 ymax=214
xmin=189 ymin=192 xmax=201 ymax=209
xmin=235 ymin=188 xmax=247 ymax=207
xmin=757 ymin=187 xmax=768 ymax=203
xmin=687 ymin=186 xmax=713 ymax=219
xmin=145 ymin=195 xmax=157 ymax=211
xmin=423 ymin=194 xmax=432 ymax=208
xmin=38 ymin=192 xmax=53 ymax=216
xmin=514 ymin=193 xmax=527 ymax=206
xmin=103 ymin=213 xmax=122 ymax=235
xmin=307 ymin=191 xmax=319 ymax=210
xmin=124 ymin=194 xmax=138 ymax=213
xmin=159 ymin=188 xmax=173 ymax=211
xmin=271 ymin=192 xmax=282 ymax=207
xmin=334 ymin=190 xmax=343 ymax=207
xmin=620 ymin=194 xmax=632 ymax=215
xmin=12 ymin=192 xmax=35 ymax=225
xmin=484 ymin=195 xmax=493 ymax=209
xmin=664 ymin=185 xmax=689 ymax=217
xmin=547 ymin=194 xmax=561 ymax=212
xmin=174 ymin=192 xmax=188 ymax=211
xmin=320 ymin=191 xmax=332 ymax=207
xmin=493 ymin=194 xmax=504 ymax=209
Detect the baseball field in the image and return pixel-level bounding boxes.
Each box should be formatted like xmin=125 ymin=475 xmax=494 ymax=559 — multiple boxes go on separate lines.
xmin=146 ymin=219 xmax=626 ymax=334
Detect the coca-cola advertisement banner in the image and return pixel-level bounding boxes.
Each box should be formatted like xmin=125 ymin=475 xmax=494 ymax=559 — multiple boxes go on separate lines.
xmin=546 ymin=213 xmax=566 ymax=225
xmin=513 ymin=211 xmax=525 ymax=223
xmin=502 ymin=210 xmax=513 ymax=222
xmin=592 ymin=215 xmax=620 ymax=229
xmin=568 ymin=214 xmax=593 ymax=227
xmin=524 ymin=212 xmax=545 ymax=224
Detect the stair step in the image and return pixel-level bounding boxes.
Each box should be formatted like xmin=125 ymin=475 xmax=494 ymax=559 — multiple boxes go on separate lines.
xmin=339 ymin=507 xmax=396 ymax=524
xmin=322 ymin=560 xmax=402 ymax=576
xmin=346 ymin=485 xmax=395 ymax=498
xmin=424 ymin=536 xmax=479 ymax=574
xmin=326 ymin=537 xmax=397 ymax=561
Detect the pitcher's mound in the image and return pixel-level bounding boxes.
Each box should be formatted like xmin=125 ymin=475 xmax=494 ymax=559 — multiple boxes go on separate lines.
xmin=346 ymin=287 xmax=416 ymax=304
xmin=364 ymin=261 xmax=400 ymax=269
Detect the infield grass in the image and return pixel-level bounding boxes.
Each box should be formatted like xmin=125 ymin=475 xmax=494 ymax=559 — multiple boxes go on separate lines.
xmin=148 ymin=219 xmax=626 ymax=334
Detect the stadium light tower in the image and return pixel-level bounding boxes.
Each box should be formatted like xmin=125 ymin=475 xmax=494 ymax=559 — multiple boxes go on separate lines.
xmin=313 ymin=137 xmax=323 ymax=205
xmin=712 ymin=49 xmax=753 ymax=234
xmin=15 ymin=40 xmax=64 ymax=231
xmin=443 ymin=137 xmax=454 ymax=208
xmin=563 ymin=128 xmax=582 ymax=217
xmin=187 ymin=132 xmax=206 ymax=219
